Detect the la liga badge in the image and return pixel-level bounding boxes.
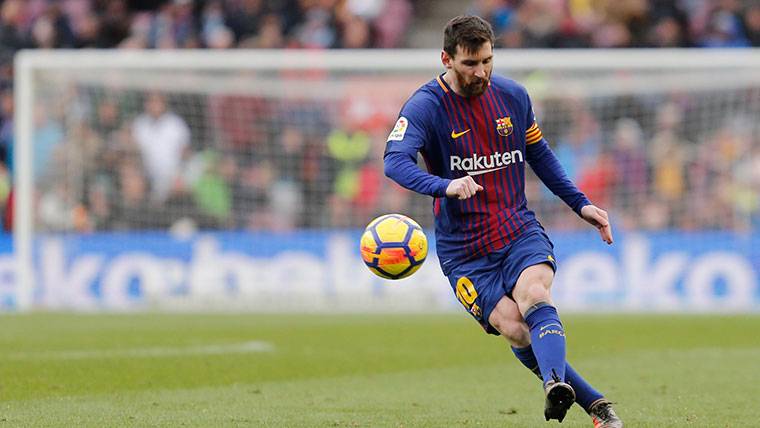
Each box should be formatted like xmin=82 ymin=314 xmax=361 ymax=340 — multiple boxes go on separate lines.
xmin=387 ymin=116 xmax=409 ymax=141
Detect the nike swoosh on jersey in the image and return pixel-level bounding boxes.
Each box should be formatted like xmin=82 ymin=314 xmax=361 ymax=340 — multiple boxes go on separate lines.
xmin=451 ymin=129 xmax=471 ymax=139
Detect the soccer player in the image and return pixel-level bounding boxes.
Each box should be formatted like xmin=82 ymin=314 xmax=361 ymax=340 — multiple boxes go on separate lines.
xmin=383 ymin=16 xmax=623 ymax=427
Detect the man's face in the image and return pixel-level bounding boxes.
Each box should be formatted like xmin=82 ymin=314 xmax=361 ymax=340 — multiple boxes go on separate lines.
xmin=444 ymin=42 xmax=493 ymax=97
xmin=145 ymin=93 xmax=166 ymax=119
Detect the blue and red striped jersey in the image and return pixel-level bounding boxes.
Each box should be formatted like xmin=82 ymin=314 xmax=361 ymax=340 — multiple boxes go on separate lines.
xmin=384 ymin=73 xmax=590 ymax=272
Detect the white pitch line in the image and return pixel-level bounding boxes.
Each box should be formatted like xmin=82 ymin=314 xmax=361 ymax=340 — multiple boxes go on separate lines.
xmin=5 ymin=341 xmax=275 ymax=360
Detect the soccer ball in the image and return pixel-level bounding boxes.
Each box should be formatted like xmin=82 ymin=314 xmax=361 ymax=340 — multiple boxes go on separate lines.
xmin=360 ymin=214 xmax=428 ymax=280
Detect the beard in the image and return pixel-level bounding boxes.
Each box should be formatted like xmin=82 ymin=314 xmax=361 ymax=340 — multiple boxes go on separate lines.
xmin=455 ymin=69 xmax=489 ymax=97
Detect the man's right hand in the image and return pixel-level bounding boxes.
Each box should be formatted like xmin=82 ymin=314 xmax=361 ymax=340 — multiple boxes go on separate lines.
xmin=446 ymin=176 xmax=484 ymax=200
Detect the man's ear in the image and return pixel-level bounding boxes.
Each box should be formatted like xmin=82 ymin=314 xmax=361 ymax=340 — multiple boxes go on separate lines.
xmin=441 ymin=50 xmax=453 ymax=70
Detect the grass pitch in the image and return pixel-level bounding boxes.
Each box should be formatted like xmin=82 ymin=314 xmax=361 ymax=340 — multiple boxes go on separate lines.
xmin=0 ymin=313 xmax=758 ymax=427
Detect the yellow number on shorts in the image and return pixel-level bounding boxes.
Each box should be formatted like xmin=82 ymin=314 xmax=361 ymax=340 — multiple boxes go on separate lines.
xmin=455 ymin=277 xmax=478 ymax=307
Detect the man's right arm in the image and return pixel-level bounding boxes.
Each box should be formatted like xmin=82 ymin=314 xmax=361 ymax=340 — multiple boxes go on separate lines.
xmin=384 ymin=152 xmax=484 ymax=200
xmin=383 ymin=99 xmax=451 ymax=198
xmin=383 ymin=151 xmax=450 ymax=197
xmin=383 ymin=96 xmax=482 ymax=200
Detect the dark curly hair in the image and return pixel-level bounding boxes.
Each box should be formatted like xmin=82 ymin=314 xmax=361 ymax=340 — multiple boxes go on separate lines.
xmin=443 ymin=15 xmax=495 ymax=57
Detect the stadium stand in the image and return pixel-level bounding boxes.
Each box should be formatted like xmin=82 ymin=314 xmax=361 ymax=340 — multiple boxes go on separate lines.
xmin=0 ymin=0 xmax=759 ymax=234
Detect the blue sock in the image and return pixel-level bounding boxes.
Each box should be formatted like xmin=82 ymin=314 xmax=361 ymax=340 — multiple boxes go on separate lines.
xmin=524 ymin=303 xmax=566 ymax=385
xmin=511 ymin=344 xmax=542 ymax=379
xmin=565 ymin=364 xmax=604 ymax=410
xmin=511 ymin=345 xmax=604 ymax=411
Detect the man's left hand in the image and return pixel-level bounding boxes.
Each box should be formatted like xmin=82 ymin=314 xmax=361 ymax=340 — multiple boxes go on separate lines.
xmin=580 ymin=205 xmax=613 ymax=244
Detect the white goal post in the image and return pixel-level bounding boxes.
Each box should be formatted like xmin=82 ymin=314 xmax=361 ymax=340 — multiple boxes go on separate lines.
xmin=13 ymin=49 xmax=760 ymax=312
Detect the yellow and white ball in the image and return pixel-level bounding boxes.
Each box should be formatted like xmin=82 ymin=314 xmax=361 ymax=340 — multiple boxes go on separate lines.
xmin=360 ymin=214 xmax=428 ymax=280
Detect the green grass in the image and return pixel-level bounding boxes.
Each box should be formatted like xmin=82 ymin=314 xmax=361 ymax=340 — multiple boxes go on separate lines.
xmin=0 ymin=313 xmax=758 ymax=427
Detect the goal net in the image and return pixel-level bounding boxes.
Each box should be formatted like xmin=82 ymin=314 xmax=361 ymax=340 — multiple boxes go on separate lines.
xmin=12 ymin=49 xmax=760 ymax=311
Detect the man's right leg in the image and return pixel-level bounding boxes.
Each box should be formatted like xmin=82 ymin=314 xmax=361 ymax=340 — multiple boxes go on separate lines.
xmin=489 ymin=296 xmax=606 ymax=412
xmin=511 ymin=345 xmax=605 ymax=411
xmin=509 ymin=264 xmax=575 ymax=421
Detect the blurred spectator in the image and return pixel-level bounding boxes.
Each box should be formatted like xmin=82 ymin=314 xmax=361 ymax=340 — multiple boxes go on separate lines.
xmin=92 ymin=97 xmax=123 ymax=139
xmin=0 ymin=0 xmax=28 ymax=57
xmin=30 ymin=13 xmax=57 ymax=49
xmin=745 ymin=139 xmax=760 ymax=228
xmin=25 ymin=2 xmax=66 ymax=49
xmin=111 ymin=159 xmax=160 ymax=229
xmin=188 ymin=150 xmax=234 ymax=228
xmin=205 ymin=25 xmax=235 ymax=49
xmin=609 ymin=118 xmax=648 ymax=226
xmin=698 ymin=6 xmax=750 ymax=47
xmin=467 ymin=0 xmax=514 ymax=36
xmin=99 ymin=0 xmax=132 ymax=48
xmin=743 ymin=4 xmax=760 ymax=46
xmin=337 ymin=14 xmax=371 ymax=48
xmin=209 ymin=93 xmax=272 ymax=153
xmin=326 ymin=125 xmax=371 ymax=227
xmin=370 ymin=0 xmax=413 ymax=48
xmin=0 ymin=89 xmax=13 ymax=170
xmin=145 ymin=0 xmax=198 ymax=49
xmin=649 ymin=103 xmax=689 ymax=204
xmin=270 ymin=126 xmax=307 ymax=226
xmin=131 ymin=92 xmax=191 ymax=202
xmin=235 ymin=159 xmax=275 ymax=230
xmin=38 ymin=180 xmax=81 ymax=231
xmin=83 ymin=177 xmax=113 ymax=231
xmin=0 ymin=162 xmax=9 ymax=213
xmin=576 ymin=150 xmax=616 ymax=223
xmin=237 ymin=13 xmax=285 ymax=48
xmin=647 ymin=15 xmax=689 ymax=47
xmin=554 ymin=99 xmax=602 ymax=182
xmin=293 ymin=3 xmax=337 ymax=48
xmin=225 ymin=0 xmax=266 ymax=43
xmin=202 ymin=0 xmax=235 ymax=48
xmin=32 ymin=104 xmax=64 ymax=180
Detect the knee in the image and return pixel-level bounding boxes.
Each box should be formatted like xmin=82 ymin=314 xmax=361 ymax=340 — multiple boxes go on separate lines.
xmin=490 ymin=315 xmax=530 ymax=347
xmin=513 ymin=272 xmax=553 ymax=309
xmin=518 ymin=282 xmax=551 ymax=307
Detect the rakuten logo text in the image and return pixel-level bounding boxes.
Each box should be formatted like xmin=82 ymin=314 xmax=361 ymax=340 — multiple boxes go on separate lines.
xmin=450 ymin=150 xmax=523 ymax=176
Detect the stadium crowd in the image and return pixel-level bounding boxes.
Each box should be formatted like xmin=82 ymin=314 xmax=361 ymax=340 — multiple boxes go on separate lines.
xmin=0 ymin=0 xmax=757 ymax=234
xmin=471 ymin=0 xmax=760 ymax=48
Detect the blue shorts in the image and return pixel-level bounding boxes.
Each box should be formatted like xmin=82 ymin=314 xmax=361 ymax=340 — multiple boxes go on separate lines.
xmin=446 ymin=229 xmax=557 ymax=335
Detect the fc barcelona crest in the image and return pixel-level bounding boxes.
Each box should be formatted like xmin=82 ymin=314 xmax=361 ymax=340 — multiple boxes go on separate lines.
xmin=496 ymin=116 xmax=513 ymax=137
